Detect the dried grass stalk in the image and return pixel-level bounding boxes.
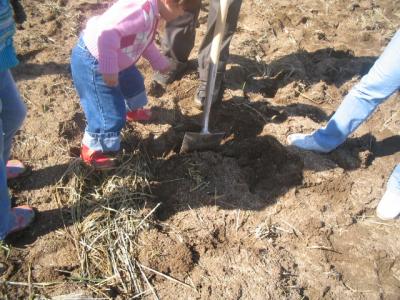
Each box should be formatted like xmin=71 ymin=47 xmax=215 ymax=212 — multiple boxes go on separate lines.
xmin=54 ymin=150 xmax=159 ymax=297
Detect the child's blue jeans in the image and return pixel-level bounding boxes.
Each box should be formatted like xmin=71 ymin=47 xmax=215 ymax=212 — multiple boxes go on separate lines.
xmin=71 ymin=37 xmax=148 ymax=152
xmin=311 ymin=29 xmax=400 ymax=194
xmin=0 ymin=70 xmax=27 ymax=240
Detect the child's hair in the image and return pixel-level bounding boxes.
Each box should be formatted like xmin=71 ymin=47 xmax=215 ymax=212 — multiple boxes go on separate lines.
xmin=176 ymin=0 xmax=201 ymax=12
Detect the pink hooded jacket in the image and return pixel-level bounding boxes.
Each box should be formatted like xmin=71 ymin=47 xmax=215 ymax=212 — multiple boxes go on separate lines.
xmin=82 ymin=0 xmax=169 ymax=74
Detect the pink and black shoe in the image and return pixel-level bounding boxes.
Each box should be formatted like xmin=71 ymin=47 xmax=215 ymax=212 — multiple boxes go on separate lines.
xmin=126 ymin=108 xmax=152 ymax=122
xmin=6 ymin=160 xmax=29 ymax=180
xmin=7 ymin=205 xmax=36 ymax=237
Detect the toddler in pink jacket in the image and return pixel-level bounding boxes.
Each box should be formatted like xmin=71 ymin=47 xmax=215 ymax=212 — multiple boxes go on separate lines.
xmin=71 ymin=0 xmax=199 ymax=170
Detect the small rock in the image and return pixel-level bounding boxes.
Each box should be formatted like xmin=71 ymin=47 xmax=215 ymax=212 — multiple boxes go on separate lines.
xmin=315 ymin=30 xmax=327 ymax=41
xmin=348 ymin=3 xmax=360 ymax=11
xmin=0 ymin=262 xmax=7 ymax=276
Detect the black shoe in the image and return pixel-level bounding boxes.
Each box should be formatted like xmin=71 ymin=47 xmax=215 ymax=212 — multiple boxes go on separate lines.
xmin=193 ymin=75 xmax=224 ymax=109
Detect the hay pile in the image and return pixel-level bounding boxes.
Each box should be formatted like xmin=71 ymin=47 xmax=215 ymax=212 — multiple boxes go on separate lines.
xmin=55 ymin=151 xmax=159 ymax=298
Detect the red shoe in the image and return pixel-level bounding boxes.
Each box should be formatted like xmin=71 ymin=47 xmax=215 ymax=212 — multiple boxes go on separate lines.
xmin=7 ymin=205 xmax=36 ymax=236
xmin=80 ymin=144 xmax=117 ymax=170
xmin=126 ymin=108 xmax=152 ymax=122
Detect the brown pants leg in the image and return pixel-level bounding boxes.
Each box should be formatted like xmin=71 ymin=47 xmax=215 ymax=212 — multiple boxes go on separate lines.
xmin=161 ymin=9 xmax=200 ymax=64
xmin=161 ymin=0 xmax=243 ymax=81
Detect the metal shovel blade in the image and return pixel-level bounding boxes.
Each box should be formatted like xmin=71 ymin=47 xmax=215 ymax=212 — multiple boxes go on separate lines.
xmin=180 ymin=131 xmax=225 ymax=154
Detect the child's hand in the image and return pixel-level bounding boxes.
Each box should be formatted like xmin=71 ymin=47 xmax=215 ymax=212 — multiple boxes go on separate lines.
xmin=158 ymin=62 xmax=172 ymax=74
xmin=103 ymin=73 xmax=118 ymax=87
xmin=159 ymin=66 xmax=171 ymax=74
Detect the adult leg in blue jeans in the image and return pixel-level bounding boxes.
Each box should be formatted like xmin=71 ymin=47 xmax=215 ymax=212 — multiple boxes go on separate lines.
xmin=0 ymin=70 xmax=35 ymax=240
xmin=287 ymin=30 xmax=400 ymax=220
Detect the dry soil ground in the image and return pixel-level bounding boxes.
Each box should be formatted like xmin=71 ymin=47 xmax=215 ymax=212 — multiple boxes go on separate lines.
xmin=1 ymin=0 xmax=400 ymax=299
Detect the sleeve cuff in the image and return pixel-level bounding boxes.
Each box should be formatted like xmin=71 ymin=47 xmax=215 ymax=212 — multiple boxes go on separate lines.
xmin=150 ymin=55 xmax=170 ymax=71
xmin=98 ymin=54 xmax=119 ymax=74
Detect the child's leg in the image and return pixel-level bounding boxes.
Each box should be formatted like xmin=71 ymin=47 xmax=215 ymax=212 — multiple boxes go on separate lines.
xmin=0 ymin=73 xmax=14 ymax=238
xmin=119 ymin=65 xmax=151 ymax=121
xmin=0 ymin=70 xmax=22 ymax=238
xmin=71 ymin=38 xmax=126 ymax=153
xmin=0 ymin=103 xmax=11 ymax=240
xmin=0 ymin=71 xmax=28 ymax=178
xmin=0 ymin=70 xmax=26 ymax=163
xmin=0 ymin=70 xmax=35 ymax=240
xmin=313 ymin=30 xmax=400 ymax=151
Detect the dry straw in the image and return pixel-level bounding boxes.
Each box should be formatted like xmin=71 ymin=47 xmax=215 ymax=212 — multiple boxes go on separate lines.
xmin=54 ymin=150 xmax=159 ymax=298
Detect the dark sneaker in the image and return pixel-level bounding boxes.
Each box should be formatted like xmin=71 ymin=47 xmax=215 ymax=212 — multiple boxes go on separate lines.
xmin=81 ymin=144 xmax=117 ymax=170
xmin=193 ymin=83 xmax=206 ymax=108
xmin=193 ymin=75 xmax=224 ymax=109
xmin=152 ymin=60 xmax=188 ymax=85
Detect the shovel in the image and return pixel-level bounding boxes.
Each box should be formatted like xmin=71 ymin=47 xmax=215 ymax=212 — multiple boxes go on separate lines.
xmin=180 ymin=0 xmax=229 ymax=153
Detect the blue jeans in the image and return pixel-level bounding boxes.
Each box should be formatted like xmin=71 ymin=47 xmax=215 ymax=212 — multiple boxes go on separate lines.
xmin=70 ymin=37 xmax=148 ymax=152
xmin=0 ymin=70 xmax=27 ymax=240
xmin=311 ymin=30 xmax=400 ymax=193
xmin=313 ymin=30 xmax=400 ymax=151
xmin=387 ymin=164 xmax=400 ymax=193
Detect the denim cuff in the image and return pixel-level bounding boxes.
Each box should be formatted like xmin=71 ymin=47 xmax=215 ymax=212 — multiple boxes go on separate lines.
xmin=312 ymin=128 xmax=340 ymax=152
xmin=387 ymin=164 xmax=400 ymax=193
xmin=83 ymin=131 xmax=121 ymax=152
xmin=125 ymin=91 xmax=148 ymax=111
